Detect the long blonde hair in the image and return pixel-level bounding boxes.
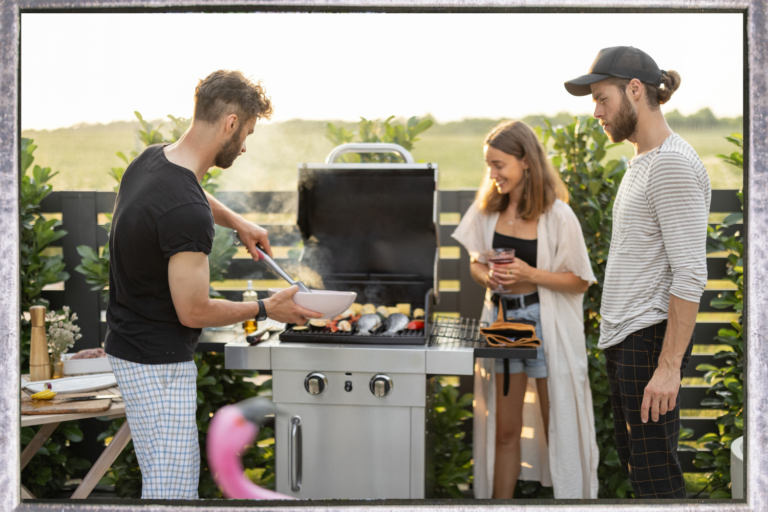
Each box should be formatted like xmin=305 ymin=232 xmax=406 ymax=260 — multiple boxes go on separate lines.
xmin=477 ymin=120 xmax=568 ymax=218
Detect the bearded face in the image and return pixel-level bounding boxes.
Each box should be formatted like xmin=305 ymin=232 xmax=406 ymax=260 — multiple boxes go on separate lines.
xmin=602 ymin=89 xmax=638 ymax=143
xmin=214 ymin=125 xmax=245 ymax=169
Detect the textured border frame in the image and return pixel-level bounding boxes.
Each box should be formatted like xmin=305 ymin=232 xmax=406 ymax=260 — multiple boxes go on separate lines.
xmin=0 ymin=1 xmax=760 ymax=511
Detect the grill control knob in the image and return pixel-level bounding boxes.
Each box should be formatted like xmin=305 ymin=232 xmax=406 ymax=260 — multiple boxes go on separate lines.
xmin=369 ymin=374 xmax=394 ymax=397
xmin=304 ymin=373 xmax=328 ymax=396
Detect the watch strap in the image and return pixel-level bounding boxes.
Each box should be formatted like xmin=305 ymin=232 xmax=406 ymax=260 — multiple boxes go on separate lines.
xmin=256 ymin=299 xmax=268 ymax=322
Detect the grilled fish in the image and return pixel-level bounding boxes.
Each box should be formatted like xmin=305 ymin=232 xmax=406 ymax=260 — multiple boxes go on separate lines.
xmin=356 ymin=314 xmax=381 ymax=335
xmin=383 ymin=313 xmax=409 ymax=335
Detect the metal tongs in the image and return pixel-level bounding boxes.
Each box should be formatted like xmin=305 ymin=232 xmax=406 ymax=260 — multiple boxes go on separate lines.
xmin=232 ymin=230 xmax=311 ymax=293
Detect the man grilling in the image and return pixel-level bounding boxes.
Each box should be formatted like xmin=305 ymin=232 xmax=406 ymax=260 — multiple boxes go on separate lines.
xmin=564 ymin=47 xmax=710 ymax=498
xmin=104 ymin=70 xmax=322 ymax=499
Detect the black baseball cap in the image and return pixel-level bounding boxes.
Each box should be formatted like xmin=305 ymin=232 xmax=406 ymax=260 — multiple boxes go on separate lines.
xmin=564 ymin=46 xmax=663 ymax=96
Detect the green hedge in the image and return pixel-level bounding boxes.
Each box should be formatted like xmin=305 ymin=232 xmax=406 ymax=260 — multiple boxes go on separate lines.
xmin=692 ymin=134 xmax=744 ymax=498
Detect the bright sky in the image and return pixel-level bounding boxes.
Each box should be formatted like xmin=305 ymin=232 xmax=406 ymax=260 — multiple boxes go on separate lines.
xmin=21 ymin=12 xmax=743 ymax=130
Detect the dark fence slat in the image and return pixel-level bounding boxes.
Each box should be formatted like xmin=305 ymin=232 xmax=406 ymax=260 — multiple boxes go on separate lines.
xmin=711 ymin=189 xmax=743 ymax=212
xmin=40 ymin=290 xmax=65 ymax=311
xmin=262 ymin=225 xmax=301 ymax=245
xmin=681 ymin=417 xmax=719 ymax=440
xmin=711 ymin=223 xmax=742 ymax=238
xmin=684 ymin=354 xmax=717 ymax=378
xmin=60 ymin=192 xmax=102 ymax=351
xmin=217 ymin=191 xmax=297 ymax=214
xmin=96 ymin=192 xmax=117 ymax=213
xmin=455 ymin=194 xmax=486 ymax=320
xmin=226 ymin=259 xmax=284 ymax=280
xmin=694 ymin=323 xmax=732 ymax=343
xmin=97 ymin=228 xmax=109 ymax=247
xmin=679 ymin=451 xmax=706 ymax=474
xmin=438 ymin=259 xmax=461 ymax=281
xmin=707 ymin=257 xmax=729 ymax=280
xmin=38 ymin=193 xmax=61 ymax=212
xmin=680 ymin=387 xmax=711 ymax=409
xmin=439 ymin=190 xmax=461 ymax=212
xmin=439 ymin=225 xmax=458 ymax=243
xmin=699 ymin=290 xmax=735 ymax=313
xmin=435 ymin=291 xmax=459 ymax=313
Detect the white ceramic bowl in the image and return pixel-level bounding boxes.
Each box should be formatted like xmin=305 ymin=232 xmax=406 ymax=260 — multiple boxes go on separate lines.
xmin=62 ymin=353 xmax=113 ymax=375
xmin=268 ymin=288 xmax=357 ymax=320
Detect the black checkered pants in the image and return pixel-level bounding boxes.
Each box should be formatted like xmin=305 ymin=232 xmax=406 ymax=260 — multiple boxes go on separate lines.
xmin=604 ymin=321 xmax=694 ymax=499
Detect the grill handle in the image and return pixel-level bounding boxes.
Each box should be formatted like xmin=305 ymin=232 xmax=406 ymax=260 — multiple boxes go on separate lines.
xmin=325 ymin=143 xmax=415 ymax=164
xmin=290 ymin=416 xmax=302 ymax=492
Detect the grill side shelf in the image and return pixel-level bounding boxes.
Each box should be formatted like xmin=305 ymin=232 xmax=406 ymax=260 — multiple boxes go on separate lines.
xmin=429 ymin=316 xmax=537 ymax=360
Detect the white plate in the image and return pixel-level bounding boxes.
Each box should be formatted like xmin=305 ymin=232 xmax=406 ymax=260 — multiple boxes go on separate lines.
xmin=24 ymin=373 xmax=117 ymax=394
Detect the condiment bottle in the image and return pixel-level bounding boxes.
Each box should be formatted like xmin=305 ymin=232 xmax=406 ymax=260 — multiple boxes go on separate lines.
xmin=29 ymin=305 xmax=51 ymax=381
xmin=243 ymin=281 xmax=257 ymax=334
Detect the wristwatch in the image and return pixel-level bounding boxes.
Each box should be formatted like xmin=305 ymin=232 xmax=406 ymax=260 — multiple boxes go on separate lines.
xmin=256 ymin=299 xmax=268 ymax=322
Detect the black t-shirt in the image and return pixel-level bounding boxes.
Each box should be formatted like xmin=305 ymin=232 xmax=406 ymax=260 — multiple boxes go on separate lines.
xmin=104 ymin=144 xmax=214 ymax=364
xmin=493 ymin=232 xmax=537 ymax=268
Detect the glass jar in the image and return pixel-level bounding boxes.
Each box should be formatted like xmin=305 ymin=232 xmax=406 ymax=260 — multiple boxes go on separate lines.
xmin=51 ymin=358 xmax=64 ymax=379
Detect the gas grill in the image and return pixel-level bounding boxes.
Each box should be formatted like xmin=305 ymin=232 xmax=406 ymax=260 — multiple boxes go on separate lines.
xmin=225 ymin=143 xmax=534 ymax=499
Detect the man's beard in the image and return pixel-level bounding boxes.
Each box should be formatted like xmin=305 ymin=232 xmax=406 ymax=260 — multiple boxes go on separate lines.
xmin=604 ymin=92 xmax=638 ymax=143
xmin=214 ymin=126 xmax=243 ymax=169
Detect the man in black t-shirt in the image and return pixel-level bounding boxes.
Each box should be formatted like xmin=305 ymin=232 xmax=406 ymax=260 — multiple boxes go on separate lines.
xmin=105 ymin=70 xmax=321 ymax=499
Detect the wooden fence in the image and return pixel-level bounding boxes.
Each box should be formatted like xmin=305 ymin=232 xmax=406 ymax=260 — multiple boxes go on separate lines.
xmin=38 ymin=188 xmax=742 ymax=475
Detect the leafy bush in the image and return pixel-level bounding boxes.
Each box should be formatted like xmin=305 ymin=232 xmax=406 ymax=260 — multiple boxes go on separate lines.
xmin=326 ymin=115 xmax=433 ymax=163
xmin=19 ymin=138 xmax=70 ymax=371
xmin=432 ymin=380 xmax=473 ymax=498
xmin=693 ymin=134 xmax=744 ymax=498
xmin=19 ymin=139 xmax=92 ymax=498
xmin=21 ymin=423 xmax=92 ymax=498
xmin=537 ymin=117 xmax=631 ymax=498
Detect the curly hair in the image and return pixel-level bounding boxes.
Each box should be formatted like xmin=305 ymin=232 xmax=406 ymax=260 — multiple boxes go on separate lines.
xmin=194 ymin=70 xmax=273 ymax=124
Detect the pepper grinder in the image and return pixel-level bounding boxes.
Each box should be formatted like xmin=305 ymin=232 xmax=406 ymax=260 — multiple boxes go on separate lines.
xmin=29 ymin=305 xmax=51 ymax=381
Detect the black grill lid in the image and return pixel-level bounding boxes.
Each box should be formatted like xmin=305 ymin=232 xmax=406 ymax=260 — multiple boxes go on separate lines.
xmin=297 ymin=164 xmax=439 ymax=288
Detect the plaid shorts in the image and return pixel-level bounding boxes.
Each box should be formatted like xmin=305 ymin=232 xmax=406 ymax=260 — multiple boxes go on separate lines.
xmin=108 ymin=355 xmax=200 ymax=499
xmin=604 ymin=321 xmax=694 ymax=499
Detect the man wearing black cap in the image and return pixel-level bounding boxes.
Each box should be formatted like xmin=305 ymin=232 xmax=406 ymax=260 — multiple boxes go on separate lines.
xmin=565 ymin=47 xmax=711 ymax=499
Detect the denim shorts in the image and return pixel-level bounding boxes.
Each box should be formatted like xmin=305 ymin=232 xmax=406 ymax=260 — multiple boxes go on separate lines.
xmin=493 ymin=293 xmax=548 ymax=379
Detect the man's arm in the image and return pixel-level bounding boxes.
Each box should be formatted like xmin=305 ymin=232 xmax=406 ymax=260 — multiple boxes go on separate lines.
xmin=168 ymin=251 xmax=321 ymax=328
xmin=205 ymin=190 xmax=273 ymax=259
xmin=640 ymin=294 xmax=698 ymax=423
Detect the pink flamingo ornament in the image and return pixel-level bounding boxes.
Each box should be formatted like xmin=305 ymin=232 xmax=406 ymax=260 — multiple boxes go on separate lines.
xmin=208 ymin=398 xmax=293 ymax=499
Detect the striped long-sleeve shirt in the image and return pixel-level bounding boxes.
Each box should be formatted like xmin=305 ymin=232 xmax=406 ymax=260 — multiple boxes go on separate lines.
xmin=598 ymin=134 xmax=711 ymax=350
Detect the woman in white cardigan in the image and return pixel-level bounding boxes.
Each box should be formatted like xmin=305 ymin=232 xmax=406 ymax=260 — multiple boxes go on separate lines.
xmin=452 ymin=121 xmax=600 ymax=499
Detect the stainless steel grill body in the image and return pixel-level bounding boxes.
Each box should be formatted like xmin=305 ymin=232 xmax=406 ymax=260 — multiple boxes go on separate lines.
xmin=225 ymin=337 xmax=472 ymax=498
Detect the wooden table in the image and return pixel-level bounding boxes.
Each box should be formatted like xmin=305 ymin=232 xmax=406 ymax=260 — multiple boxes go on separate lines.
xmin=20 ymin=375 xmax=132 ymax=500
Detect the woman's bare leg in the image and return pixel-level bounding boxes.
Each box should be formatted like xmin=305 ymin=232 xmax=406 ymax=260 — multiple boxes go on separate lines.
xmin=535 ymin=377 xmax=550 ymax=445
xmin=492 ymin=372 xmax=529 ymax=499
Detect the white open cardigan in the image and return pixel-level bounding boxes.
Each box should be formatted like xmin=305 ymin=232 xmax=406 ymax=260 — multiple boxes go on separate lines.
xmin=452 ymin=199 xmax=600 ymax=499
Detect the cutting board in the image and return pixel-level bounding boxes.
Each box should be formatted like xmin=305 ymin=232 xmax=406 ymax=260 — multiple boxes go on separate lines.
xmin=21 ymin=393 xmax=112 ymax=415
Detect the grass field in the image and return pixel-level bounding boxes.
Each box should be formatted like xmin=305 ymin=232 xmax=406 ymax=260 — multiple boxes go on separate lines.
xmin=22 ymin=117 xmax=744 ymax=192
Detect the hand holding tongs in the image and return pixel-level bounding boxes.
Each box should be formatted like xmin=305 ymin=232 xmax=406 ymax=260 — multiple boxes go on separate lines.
xmin=232 ymin=230 xmax=311 ymax=293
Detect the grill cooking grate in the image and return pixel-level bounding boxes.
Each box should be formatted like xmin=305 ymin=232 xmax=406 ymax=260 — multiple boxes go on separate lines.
xmin=279 ymin=322 xmax=427 ymax=345
xmin=429 ymin=315 xmax=484 ymax=344
xmin=286 ymin=324 xmax=425 ymax=337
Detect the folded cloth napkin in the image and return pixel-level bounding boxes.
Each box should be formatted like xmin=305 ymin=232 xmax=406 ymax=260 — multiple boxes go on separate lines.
xmin=479 ymin=296 xmax=541 ymax=348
